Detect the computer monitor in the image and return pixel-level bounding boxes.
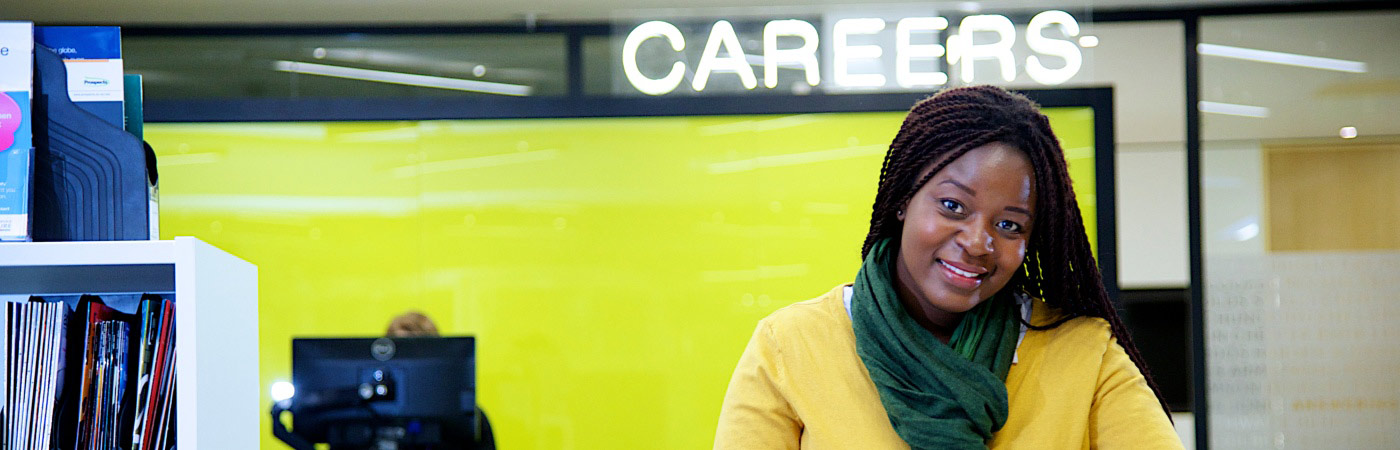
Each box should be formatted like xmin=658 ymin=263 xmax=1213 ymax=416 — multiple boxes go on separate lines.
xmin=288 ymin=337 xmax=477 ymax=448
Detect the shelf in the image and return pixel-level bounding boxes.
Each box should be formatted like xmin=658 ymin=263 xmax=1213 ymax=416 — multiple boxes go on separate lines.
xmin=0 ymin=236 xmax=260 ymax=448
xmin=0 ymin=238 xmax=186 ymax=295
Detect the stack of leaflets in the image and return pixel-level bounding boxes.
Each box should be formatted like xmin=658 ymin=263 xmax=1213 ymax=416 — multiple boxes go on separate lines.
xmin=1 ymin=294 xmax=175 ymax=449
xmin=73 ymin=301 xmax=132 ymax=450
xmin=130 ymin=296 xmax=175 ymax=449
xmin=4 ymin=299 xmax=69 ymax=449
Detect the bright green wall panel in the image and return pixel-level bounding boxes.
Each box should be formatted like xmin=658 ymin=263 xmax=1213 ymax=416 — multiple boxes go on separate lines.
xmin=145 ymin=106 xmax=1094 ymax=449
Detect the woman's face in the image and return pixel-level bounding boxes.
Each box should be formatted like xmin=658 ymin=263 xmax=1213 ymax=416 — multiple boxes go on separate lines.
xmin=894 ymin=141 xmax=1035 ymax=328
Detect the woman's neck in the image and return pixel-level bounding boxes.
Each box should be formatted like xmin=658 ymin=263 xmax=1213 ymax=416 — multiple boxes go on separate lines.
xmin=893 ymin=282 xmax=963 ymax=344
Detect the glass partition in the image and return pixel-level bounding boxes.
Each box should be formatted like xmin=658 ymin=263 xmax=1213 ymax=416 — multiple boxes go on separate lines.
xmin=1201 ymin=11 xmax=1400 ymax=450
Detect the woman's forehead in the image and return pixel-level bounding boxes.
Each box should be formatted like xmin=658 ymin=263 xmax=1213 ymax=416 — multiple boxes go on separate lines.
xmin=919 ymin=142 xmax=1029 ymax=179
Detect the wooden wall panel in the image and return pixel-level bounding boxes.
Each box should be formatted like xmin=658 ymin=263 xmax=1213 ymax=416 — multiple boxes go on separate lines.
xmin=1267 ymin=142 xmax=1400 ymax=251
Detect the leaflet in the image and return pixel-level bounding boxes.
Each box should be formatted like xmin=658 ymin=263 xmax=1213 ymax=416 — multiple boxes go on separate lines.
xmin=0 ymin=22 xmax=33 ymax=241
xmin=34 ymin=26 xmax=125 ymax=129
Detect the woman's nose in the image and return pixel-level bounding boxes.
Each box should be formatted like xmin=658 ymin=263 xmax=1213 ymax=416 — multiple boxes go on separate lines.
xmin=957 ymin=221 xmax=994 ymax=256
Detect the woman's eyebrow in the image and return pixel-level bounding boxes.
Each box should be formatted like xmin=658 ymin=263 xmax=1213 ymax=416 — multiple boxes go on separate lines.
xmin=938 ymin=179 xmax=976 ymax=196
xmin=940 ymin=176 xmax=1030 ymax=215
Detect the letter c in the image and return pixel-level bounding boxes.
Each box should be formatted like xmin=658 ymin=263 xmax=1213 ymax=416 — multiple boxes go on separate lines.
xmin=623 ymin=21 xmax=687 ymax=95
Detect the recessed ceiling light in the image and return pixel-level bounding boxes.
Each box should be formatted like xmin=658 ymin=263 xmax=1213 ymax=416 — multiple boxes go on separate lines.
xmin=1197 ymin=43 xmax=1367 ymax=73
xmin=1199 ymin=101 xmax=1269 ymax=118
xmin=1340 ymin=126 xmax=1358 ymax=139
xmin=274 ymin=61 xmax=530 ymax=96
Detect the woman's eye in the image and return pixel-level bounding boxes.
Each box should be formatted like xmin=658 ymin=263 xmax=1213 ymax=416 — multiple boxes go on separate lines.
xmin=940 ymin=199 xmax=964 ymax=214
xmin=997 ymin=220 xmax=1024 ymax=233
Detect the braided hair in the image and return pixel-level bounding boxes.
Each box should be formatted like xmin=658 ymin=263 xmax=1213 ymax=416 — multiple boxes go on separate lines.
xmin=861 ymin=85 xmax=1172 ymax=419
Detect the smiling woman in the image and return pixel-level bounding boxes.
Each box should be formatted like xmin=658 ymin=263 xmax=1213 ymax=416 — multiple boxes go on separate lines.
xmin=892 ymin=142 xmax=1035 ymax=339
xmin=714 ymin=86 xmax=1181 ymax=449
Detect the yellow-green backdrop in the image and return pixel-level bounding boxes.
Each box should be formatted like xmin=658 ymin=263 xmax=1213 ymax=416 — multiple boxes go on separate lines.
xmin=146 ymin=107 xmax=1095 ymax=449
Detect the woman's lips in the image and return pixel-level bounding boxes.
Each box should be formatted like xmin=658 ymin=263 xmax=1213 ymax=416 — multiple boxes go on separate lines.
xmin=937 ymin=259 xmax=986 ymax=290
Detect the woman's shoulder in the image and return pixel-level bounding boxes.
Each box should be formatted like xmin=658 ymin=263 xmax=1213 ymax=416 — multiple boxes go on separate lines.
xmin=758 ymin=284 xmax=852 ymax=339
xmin=1026 ymin=299 xmax=1114 ymax=350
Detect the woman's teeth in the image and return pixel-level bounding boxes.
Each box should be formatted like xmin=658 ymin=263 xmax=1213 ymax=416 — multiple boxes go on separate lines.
xmin=939 ymin=260 xmax=981 ymax=278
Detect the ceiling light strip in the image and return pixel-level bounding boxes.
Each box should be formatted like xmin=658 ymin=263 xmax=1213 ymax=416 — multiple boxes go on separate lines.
xmin=1197 ymin=43 xmax=1367 ymax=73
xmin=273 ymin=60 xmax=532 ymax=96
xmin=1198 ymin=101 xmax=1269 ymax=118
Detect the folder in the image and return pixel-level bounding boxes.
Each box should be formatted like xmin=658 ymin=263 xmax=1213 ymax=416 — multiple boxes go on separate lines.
xmin=31 ymin=44 xmax=149 ymax=241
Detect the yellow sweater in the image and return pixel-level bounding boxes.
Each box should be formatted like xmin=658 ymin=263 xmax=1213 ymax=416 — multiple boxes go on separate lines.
xmin=715 ymin=285 xmax=1182 ymax=449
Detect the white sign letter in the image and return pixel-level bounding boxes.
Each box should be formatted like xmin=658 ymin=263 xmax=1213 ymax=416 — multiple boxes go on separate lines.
xmin=763 ymin=20 xmax=821 ymax=89
xmin=895 ymin=17 xmax=948 ymax=88
xmin=833 ymin=18 xmax=887 ymax=88
xmin=692 ymin=20 xmax=758 ymax=91
xmin=623 ymin=21 xmax=686 ymax=95
xmin=949 ymin=14 xmax=1016 ymax=83
xmin=1025 ymin=10 xmax=1083 ymax=85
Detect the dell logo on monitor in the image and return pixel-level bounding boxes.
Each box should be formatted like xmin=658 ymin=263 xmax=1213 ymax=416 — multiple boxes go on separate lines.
xmin=371 ymin=338 xmax=396 ymax=361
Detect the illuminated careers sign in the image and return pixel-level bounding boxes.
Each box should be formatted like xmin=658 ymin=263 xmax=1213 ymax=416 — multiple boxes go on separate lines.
xmin=622 ymin=10 xmax=1090 ymax=95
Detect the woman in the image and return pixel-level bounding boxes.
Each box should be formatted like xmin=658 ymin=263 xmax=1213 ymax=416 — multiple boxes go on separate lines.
xmin=384 ymin=310 xmax=497 ymax=449
xmin=714 ymin=86 xmax=1181 ymax=449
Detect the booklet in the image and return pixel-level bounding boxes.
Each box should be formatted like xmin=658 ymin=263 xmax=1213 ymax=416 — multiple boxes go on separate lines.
xmin=33 ymin=26 xmax=124 ymax=129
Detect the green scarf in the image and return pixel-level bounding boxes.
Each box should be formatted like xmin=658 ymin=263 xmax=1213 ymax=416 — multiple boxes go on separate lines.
xmin=851 ymin=238 xmax=1021 ymax=449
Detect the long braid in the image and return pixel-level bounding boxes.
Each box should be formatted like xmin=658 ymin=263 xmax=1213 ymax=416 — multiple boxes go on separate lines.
xmin=861 ymin=86 xmax=1173 ymax=420
xmin=1020 ymin=112 xmax=1171 ymax=418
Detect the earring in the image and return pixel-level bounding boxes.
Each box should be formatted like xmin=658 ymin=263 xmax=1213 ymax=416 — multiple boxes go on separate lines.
xmin=896 ymin=210 xmax=905 ymax=220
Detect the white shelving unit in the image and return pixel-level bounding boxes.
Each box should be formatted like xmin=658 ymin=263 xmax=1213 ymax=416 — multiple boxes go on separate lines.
xmin=0 ymin=236 xmax=258 ymax=448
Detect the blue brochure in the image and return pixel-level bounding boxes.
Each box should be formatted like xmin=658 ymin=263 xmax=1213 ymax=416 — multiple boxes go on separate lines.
xmin=34 ymin=26 xmax=124 ymax=129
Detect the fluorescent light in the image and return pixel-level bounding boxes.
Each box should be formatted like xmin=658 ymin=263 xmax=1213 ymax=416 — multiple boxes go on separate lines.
xmin=162 ymin=194 xmax=418 ymax=216
xmin=157 ymin=152 xmax=223 ymax=167
xmin=1220 ymin=216 xmax=1260 ymax=242
xmin=1340 ymin=126 xmax=1358 ymax=139
xmin=697 ymin=114 xmax=819 ymax=135
xmin=1197 ymin=43 xmax=1367 ymax=73
xmin=701 ymin=264 xmax=810 ymax=283
xmin=1233 ymin=222 xmax=1259 ymax=242
xmin=1199 ymin=101 xmax=1269 ymax=118
xmin=390 ymin=149 xmax=559 ymax=179
xmin=707 ymin=143 xmax=886 ymax=174
xmin=273 ymin=60 xmax=532 ymax=96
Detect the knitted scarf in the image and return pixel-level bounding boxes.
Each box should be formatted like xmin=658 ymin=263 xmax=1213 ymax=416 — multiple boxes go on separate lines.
xmin=851 ymin=238 xmax=1020 ymax=449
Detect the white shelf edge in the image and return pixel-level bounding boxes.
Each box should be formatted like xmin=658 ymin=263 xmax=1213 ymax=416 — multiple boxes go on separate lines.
xmin=0 ymin=239 xmax=178 ymax=266
xmin=0 ymin=237 xmax=250 ymax=267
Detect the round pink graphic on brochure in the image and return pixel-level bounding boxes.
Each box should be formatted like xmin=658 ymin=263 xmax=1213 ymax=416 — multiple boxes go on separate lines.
xmin=0 ymin=94 xmax=20 ymax=150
